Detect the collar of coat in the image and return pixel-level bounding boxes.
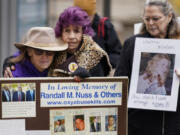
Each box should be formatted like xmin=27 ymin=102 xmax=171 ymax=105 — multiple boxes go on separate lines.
xmin=49 ymin=34 xmax=112 ymax=76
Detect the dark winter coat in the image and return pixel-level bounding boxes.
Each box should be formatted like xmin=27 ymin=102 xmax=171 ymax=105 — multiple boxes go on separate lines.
xmin=92 ymin=13 xmax=122 ymax=68
xmin=114 ymin=32 xmax=180 ymax=135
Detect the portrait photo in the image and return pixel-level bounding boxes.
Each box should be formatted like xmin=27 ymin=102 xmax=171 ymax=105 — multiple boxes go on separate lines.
xmin=89 ymin=116 xmax=101 ymax=132
xmin=1 ymin=83 xmax=36 ymax=102
xmin=25 ymin=83 xmax=36 ymax=101
xmin=137 ymin=52 xmax=175 ymax=96
xmin=1 ymin=83 xmax=36 ymax=118
xmin=54 ymin=116 xmax=65 ymax=132
xmin=105 ymin=115 xmax=117 ymax=131
xmin=73 ymin=115 xmax=85 ymax=131
xmin=1 ymin=84 xmax=12 ymax=102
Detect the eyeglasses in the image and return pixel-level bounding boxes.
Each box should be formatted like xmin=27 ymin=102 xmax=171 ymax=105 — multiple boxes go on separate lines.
xmin=143 ymin=16 xmax=164 ymax=23
xmin=33 ymin=49 xmax=55 ymax=56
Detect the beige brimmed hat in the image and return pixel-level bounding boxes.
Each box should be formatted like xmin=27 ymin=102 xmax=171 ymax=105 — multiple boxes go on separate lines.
xmin=15 ymin=27 xmax=68 ymax=51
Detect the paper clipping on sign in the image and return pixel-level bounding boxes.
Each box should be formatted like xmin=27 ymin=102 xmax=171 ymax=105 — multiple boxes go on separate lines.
xmin=128 ymin=38 xmax=180 ymax=111
xmin=0 ymin=119 xmax=26 ymax=135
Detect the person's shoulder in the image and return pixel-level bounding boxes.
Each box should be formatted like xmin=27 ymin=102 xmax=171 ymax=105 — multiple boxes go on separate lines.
xmin=21 ymin=91 xmax=25 ymax=94
xmin=11 ymin=62 xmax=24 ymax=77
xmin=95 ymin=13 xmax=113 ymax=28
xmin=125 ymin=33 xmax=149 ymax=42
xmin=175 ymin=35 xmax=180 ymax=39
xmin=82 ymin=35 xmax=110 ymax=61
xmin=13 ymin=91 xmax=17 ymax=94
xmin=123 ymin=33 xmax=150 ymax=48
xmin=102 ymin=17 xmax=114 ymax=29
xmin=105 ymin=124 xmax=109 ymax=130
xmin=83 ymin=35 xmax=105 ymax=53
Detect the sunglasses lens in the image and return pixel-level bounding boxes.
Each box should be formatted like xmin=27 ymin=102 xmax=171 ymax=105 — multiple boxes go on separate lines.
xmin=46 ymin=51 xmax=54 ymax=56
xmin=34 ymin=49 xmax=44 ymax=55
xmin=33 ymin=49 xmax=54 ymax=56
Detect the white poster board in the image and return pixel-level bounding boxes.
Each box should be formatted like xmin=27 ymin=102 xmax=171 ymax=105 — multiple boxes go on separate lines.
xmin=128 ymin=37 xmax=180 ymax=111
xmin=0 ymin=119 xmax=26 ymax=135
xmin=134 ymin=23 xmax=142 ymax=35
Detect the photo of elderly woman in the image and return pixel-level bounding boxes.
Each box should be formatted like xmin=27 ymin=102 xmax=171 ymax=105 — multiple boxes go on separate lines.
xmin=137 ymin=53 xmax=175 ymax=96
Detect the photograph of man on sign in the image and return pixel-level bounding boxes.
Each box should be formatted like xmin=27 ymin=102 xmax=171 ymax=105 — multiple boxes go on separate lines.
xmin=73 ymin=115 xmax=85 ymax=131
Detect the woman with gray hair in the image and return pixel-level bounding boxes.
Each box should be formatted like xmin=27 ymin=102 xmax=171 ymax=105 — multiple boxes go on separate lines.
xmin=115 ymin=1 xmax=180 ymax=135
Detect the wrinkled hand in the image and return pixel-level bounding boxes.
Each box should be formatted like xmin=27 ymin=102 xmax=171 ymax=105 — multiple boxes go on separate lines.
xmin=72 ymin=66 xmax=90 ymax=82
xmin=3 ymin=56 xmax=15 ymax=77
xmin=4 ymin=66 xmax=15 ymax=78
xmin=175 ymin=69 xmax=180 ymax=79
xmin=73 ymin=76 xmax=83 ymax=82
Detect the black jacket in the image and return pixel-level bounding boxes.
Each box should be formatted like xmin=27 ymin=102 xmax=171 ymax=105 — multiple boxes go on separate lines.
xmin=92 ymin=13 xmax=122 ymax=68
xmin=114 ymin=33 xmax=180 ymax=135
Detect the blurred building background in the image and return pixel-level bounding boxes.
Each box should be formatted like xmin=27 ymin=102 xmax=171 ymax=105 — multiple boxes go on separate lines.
xmin=0 ymin=0 xmax=179 ymax=76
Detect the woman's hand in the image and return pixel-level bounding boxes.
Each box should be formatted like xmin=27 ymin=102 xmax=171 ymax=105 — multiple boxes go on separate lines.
xmin=3 ymin=56 xmax=15 ymax=77
xmin=72 ymin=66 xmax=90 ymax=82
xmin=4 ymin=66 xmax=15 ymax=78
xmin=73 ymin=76 xmax=82 ymax=82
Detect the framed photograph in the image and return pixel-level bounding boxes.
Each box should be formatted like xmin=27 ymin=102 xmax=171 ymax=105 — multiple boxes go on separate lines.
xmin=128 ymin=38 xmax=180 ymax=111
xmin=89 ymin=116 xmax=101 ymax=132
xmin=73 ymin=115 xmax=85 ymax=131
xmin=54 ymin=116 xmax=65 ymax=133
xmin=105 ymin=115 xmax=117 ymax=132
xmin=1 ymin=83 xmax=36 ymax=118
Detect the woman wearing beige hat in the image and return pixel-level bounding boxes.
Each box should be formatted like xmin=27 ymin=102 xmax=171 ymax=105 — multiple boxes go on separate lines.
xmin=5 ymin=27 xmax=68 ymax=77
xmin=3 ymin=7 xmax=111 ymax=78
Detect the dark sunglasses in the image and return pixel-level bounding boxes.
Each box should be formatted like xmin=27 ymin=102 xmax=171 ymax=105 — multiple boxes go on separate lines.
xmin=33 ymin=48 xmax=55 ymax=56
